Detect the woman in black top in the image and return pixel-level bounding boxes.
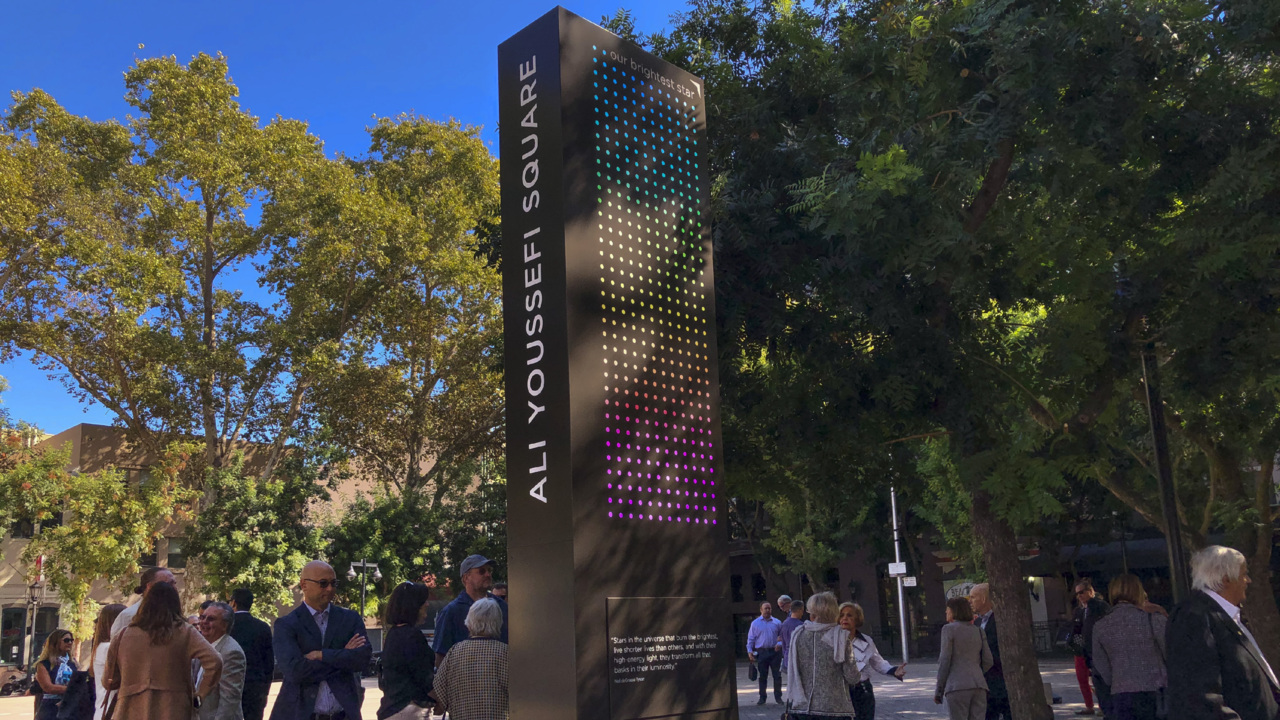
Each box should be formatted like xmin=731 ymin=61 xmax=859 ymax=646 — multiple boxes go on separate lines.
xmin=378 ymin=582 xmax=435 ymax=720
xmin=34 ymin=629 xmax=79 ymax=720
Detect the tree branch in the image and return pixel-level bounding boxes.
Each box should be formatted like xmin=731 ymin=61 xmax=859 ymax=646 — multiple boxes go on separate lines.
xmin=963 ymin=138 xmax=1014 ymax=234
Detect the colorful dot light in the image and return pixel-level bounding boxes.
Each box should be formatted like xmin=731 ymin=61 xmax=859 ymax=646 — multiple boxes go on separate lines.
xmin=592 ymin=46 xmax=716 ymax=527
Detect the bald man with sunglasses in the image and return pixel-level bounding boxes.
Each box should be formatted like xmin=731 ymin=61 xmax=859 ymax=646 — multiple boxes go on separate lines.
xmin=270 ymin=561 xmax=372 ymax=720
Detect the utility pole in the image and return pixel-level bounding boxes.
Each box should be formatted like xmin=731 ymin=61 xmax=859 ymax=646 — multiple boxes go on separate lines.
xmin=1142 ymin=345 xmax=1190 ymax=602
xmin=890 ymin=485 xmax=909 ymax=663
xmin=347 ymin=559 xmax=382 ymax=619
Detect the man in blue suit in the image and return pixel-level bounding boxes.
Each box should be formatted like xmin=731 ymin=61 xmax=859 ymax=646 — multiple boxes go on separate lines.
xmin=269 ymin=560 xmax=372 ymax=720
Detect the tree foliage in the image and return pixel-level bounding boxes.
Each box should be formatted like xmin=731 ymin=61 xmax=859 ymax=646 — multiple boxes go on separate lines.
xmin=325 ymin=455 xmax=506 ymax=616
xmin=1 ymin=53 xmax=469 ymax=482
xmin=651 ymin=0 xmax=1279 ymax=715
xmin=183 ymin=445 xmax=330 ymax=614
xmin=311 ymin=116 xmax=504 ymax=497
xmin=23 ymin=445 xmax=196 ymax=643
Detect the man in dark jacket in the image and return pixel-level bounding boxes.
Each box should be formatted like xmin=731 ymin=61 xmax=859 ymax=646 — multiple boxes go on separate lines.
xmin=970 ymin=583 xmax=1008 ymax=720
xmin=1169 ymin=546 xmax=1280 ymax=720
xmin=229 ymin=588 xmax=274 ymax=720
xmin=270 ymin=561 xmax=372 ymax=720
xmin=1076 ymin=578 xmax=1112 ymax=717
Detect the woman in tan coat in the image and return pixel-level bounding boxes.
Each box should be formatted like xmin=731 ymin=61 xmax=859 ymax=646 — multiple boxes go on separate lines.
xmin=105 ymin=581 xmax=222 ymax=720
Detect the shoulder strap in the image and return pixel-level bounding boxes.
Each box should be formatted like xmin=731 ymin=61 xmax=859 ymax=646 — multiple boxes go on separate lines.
xmin=1147 ymin=611 xmax=1165 ymax=661
xmin=807 ymin=628 xmax=816 ymax=706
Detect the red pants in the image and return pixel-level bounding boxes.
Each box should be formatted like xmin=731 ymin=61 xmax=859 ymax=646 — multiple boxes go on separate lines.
xmin=1075 ymin=655 xmax=1095 ymax=710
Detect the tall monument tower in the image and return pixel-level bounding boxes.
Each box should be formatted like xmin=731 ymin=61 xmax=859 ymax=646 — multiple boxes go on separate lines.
xmin=500 ymin=8 xmax=739 ymax=719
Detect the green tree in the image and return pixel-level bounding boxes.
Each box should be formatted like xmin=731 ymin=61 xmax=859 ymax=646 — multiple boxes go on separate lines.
xmin=1 ymin=54 xmax=428 ymax=479
xmin=325 ymin=455 xmax=506 ymax=616
xmin=183 ymin=445 xmax=330 ymax=615
xmin=312 ymin=116 xmax=504 ymax=498
xmin=23 ymin=445 xmax=196 ymax=646
xmin=653 ymin=1 xmax=1280 ymax=716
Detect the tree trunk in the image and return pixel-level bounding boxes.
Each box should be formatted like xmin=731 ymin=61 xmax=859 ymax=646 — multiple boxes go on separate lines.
xmin=1240 ymin=455 xmax=1280 ymax=663
xmin=971 ymin=489 xmax=1052 ymax=720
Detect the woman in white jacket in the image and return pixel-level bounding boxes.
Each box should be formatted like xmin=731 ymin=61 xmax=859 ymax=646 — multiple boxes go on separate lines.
xmin=838 ymin=602 xmax=907 ymax=720
xmin=90 ymin=604 xmax=125 ymax=720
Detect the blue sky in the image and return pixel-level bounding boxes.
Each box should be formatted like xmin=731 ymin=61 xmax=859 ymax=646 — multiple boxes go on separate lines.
xmin=1 ymin=0 xmax=690 ymax=432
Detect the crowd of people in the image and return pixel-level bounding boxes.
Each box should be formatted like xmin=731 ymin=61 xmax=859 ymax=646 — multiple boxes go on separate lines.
xmin=30 ymin=553 xmax=509 ymax=720
xmin=751 ymin=544 xmax=1279 ymax=720
xmin=25 ymin=543 xmax=1280 ymax=720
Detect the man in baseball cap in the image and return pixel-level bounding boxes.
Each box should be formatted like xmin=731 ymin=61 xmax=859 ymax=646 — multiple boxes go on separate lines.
xmin=432 ymin=554 xmax=509 ymax=666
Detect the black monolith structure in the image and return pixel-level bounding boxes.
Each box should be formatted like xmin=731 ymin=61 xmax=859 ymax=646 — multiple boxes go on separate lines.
xmin=499 ymin=8 xmax=738 ymax=720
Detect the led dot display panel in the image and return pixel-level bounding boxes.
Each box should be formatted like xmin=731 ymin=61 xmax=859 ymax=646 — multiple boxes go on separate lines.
xmin=593 ymin=44 xmax=718 ymax=528
xmin=500 ymin=8 xmax=737 ymax=720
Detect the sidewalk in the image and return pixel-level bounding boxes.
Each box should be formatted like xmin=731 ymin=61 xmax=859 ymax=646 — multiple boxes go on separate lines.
xmin=0 ymin=658 xmax=1094 ymax=719
xmin=735 ymin=658 xmax=1094 ymax=719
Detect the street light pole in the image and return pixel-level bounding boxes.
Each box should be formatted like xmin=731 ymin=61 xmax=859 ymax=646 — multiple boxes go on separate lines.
xmin=347 ymin=559 xmax=382 ymax=619
xmin=890 ymin=485 xmax=909 ymax=663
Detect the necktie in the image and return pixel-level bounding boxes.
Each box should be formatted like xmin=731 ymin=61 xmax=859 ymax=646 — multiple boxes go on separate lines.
xmin=314 ymin=610 xmax=339 ymax=713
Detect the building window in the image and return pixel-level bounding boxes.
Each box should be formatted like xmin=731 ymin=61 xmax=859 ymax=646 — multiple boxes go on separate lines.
xmin=140 ymin=538 xmax=159 ymax=568
xmin=8 ymin=513 xmax=64 ymax=539
xmin=1 ymin=607 xmax=25 ymax=665
xmin=730 ymin=575 xmax=744 ymax=603
xmin=32 ymin=607 xmax=59 ymax=659
xmin=166 ymin=538 xmax=187 ymax=569
xmin=8 ymin=519 xmax=35 ymax=539
xmin=751 ymin=573 xmax=767 ymax=601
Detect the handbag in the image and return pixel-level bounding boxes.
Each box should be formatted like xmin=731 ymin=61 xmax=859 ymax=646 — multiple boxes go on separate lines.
xmin=748 ymin=660 xmax=758 ymax=682
xmin=1146 ymin=612 xmax=1169 ymax=719
xmin=56 ymin=670 xmax=95 ymax=720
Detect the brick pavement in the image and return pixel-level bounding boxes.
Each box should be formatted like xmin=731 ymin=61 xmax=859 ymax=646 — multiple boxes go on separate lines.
xmin=734 ymin=658 xmax=1095 ymax=719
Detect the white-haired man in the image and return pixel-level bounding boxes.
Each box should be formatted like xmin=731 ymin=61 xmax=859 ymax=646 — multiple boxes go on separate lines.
xmin=1168 ymin=545 xmax=1280 ymax=720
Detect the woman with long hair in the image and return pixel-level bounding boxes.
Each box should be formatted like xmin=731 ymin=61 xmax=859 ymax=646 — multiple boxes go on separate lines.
xmin=91 ymin=604 xmax=126 ymax=720
xmin=104 ymin=581 xmax=221 ymax=720
xmin=378 ymin=582 xmax=436 ymax=719
xmin=34 ymin=628 xmax=78 ymax=720
xmin=837 ymin=602 xmax=906 ymax=719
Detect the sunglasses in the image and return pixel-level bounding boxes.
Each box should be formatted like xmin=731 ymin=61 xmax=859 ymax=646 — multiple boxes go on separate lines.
xmin=301 ymin=578 xmax=339 ymax=589
xmin=61 ymin=638 xmax=74 ymax=643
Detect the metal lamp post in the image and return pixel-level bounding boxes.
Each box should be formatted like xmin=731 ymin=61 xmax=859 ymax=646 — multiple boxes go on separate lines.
xmin=347 ymin=559 xmax=382 ymax=619
xmin=890 ymin=485 xmax=909 ymax=663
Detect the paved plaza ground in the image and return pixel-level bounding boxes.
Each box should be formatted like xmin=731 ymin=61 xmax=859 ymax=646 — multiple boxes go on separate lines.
xmin=0 ymin=658 xmax=1092 ymax=719
xmin=734 ymin=658 xmax=1090 ymax=719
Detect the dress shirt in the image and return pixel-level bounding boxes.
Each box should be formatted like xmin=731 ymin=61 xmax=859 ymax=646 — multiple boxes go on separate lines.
xmin=746 ymin=616 xmax=783 ymax=654
xmin=1205 ymin=590 xmax=1280 ymax=687
xmin=307 ymin=603 xmax=340 ymax=713
xmin=110 ymin=601 xmax=140 ymax=638
xmin=976 ymin=610 xmax=993 ymax=630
